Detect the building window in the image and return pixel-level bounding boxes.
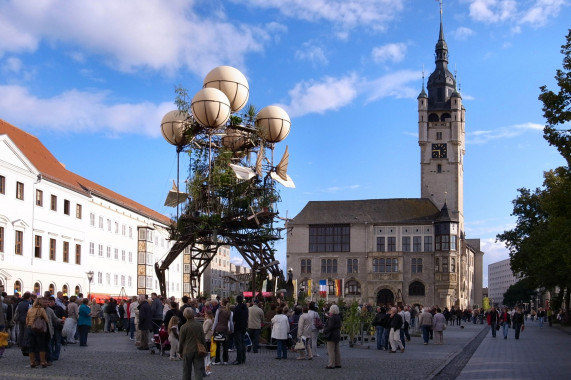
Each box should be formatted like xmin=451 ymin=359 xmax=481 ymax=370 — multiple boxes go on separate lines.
xmin=115 ymin=222 xmax=119 ymax=234
xmin=63 ymin=241 xmax=69 ymax=263
xmin=373 ymin=258 xmax=398 ymax=273
xmin=412 ymin=258 xmax=423 ymax=273
xmin=0 ymin=227 xmax=3 ymax=252
xmin=442 ymin=257 xmax=449 ymax=272
xmin=36 ymin=190 xmax=43 ymax=206
xmin=75 ymin=244 xmax=81 ymax=264
xmin=0 ymin=175 xmax=4 ymax=194
xmin=122 ymin=224 xmax=126 ymax=236
xmin=376 ymin=237 xmax=385 ymax=252
xmin=301 ymin=259 xmax=311 ymax=274
xmin=347 ymin=258 xmax=358 ymax=274
xmin=451 ymin=258 xmax=456 ymax=273
xmin=435 ymin=257 xmax=440 ymax=272
xmin=122 ymin=250 xmax=126 ymax=261
xmin=345 ymin=280 xmax=361 ymax=295
xmin=309 ymin=224 xmax=350 ymax=252
xmin=424 ymin=236 xmax=433 ymax=252
xmin=436 ymin=132 xmax=442 ymax=140
xmin=90 ymin=213 xmax=95 ymax=226
xmin=76 ymin=204 xmax=82 ymax=219
xmin=114 ymin=274 xmax=118 ymax=286
xmin=128 ymin=251 xmax=133 ymax=263
xmin=121 ymin=275 xmax=125 ymax=287
xmin=328 ymin=279 xmax=336 ymax=295
xmin=320 ymin=258 xmax=337 ymax=274
xmin=107 ymin=219 xmax=111 ymax=232
xmin=34 ymin=235 xmax=42 ymax=258
xmin=51 ymin=195 xmax=57 ymax=211
xmin=49 ymin=238 xmax=56 ymax=261
xmin=64 ymin=199 xmax=70 ymax=215
xmin=402 ymin=236 xmax=410 ymax=252
xmin=114 ymin=248 xmax=118 ymax=260
xmin=106 ymin=246 xmax=111 ymax=258
xmin=129 ymin=227 xmax=133 ymax=238
xmin=413 ymin=236 xmax=421 ymax=252
xmin=387 ymin=237 xmax=396 ymax=252
xmin=106 ymin=273 xmax=110 ymax=285
xmin=15 ymin=230 xmax=23 ymax=255
xmin=97 ymin=272 xmax=102 ymax=285
xmin=89 ymin=242 xmax=94 ymax=255
xmin=98 ymin=216 xmax=103 ymax=229
xmin=451 ymin=235 xmax=457 ymax=251
xmin=437 ymin=164 xmax=442 ymax=173
xmin=16 ymin=182 xmax=24 ymax=200
xmin=128 ymin=276 xmax=132 ymax=287
xmin=98 ymin=244 xmax=103 ymax=257
xmin=409 ymin=281 xmax=425 ymax=296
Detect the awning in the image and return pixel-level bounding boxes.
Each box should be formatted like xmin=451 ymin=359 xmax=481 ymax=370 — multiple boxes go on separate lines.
xmin=242 ymin=292 xmax=274 ymax=298
xmin=89 ymin=293 xmax=129 ymax=303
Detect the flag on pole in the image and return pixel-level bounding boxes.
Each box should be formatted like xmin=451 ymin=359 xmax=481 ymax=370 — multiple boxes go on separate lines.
xmin=335 ymin=279 xmax=342 ymax=297
xmin=307 ymin=279 xmax=312 ymax=296
xmin=319 ymin=280 xmax=327 ymax=297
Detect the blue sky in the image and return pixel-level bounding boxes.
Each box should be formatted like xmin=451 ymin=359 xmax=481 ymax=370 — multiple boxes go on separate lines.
xmin=0 ymin=0 xmax=569 ymax=287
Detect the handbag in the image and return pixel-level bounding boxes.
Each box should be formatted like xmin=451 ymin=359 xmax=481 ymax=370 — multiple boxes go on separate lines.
xmin=32 ymin=313 xmax=48 ymax=334
xmin=314 ymin=314 xmax=323 ymax=330
xmin=197 ymin=341 xmax=208 ymax=358
xmin=294 ymin=338 xmax=305 ymax=351
xmin=213 ymin=332 xmax=226 ymax=342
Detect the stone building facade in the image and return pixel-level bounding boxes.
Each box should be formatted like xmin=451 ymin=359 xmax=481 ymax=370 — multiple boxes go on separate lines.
xmin=286 ymin=15 xmax=484 ymax=310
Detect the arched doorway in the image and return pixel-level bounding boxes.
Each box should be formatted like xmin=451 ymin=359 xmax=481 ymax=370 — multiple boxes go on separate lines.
xmin=49 ymin=284 xmax=55 ymax=295
xmin=62 ymin=284 xmax=69 ymax=296
xmin=75 ymin=285 xmax=80 ymax=296
xmin=377 ymin=288 xmax=395 ymax=306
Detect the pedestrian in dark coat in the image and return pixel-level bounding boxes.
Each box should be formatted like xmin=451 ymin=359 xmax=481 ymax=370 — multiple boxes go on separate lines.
xmin=323 ymin=304 xmax=342 ymax=369
xmin=179 ymin=307 xmax=205 ymax=380
xmin=138 ymin=295 xmax=152 ymax=350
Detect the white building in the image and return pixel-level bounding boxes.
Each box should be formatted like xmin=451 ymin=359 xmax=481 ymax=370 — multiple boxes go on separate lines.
xmin=488 ymin=258 xmax=519 ymax=306
xmin=0 ymin=119 xmax=182 ymax=300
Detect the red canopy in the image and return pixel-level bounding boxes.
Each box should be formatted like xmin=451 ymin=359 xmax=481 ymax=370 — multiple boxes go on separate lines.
xmin=242 ymin=291 xmax=274 ymax=298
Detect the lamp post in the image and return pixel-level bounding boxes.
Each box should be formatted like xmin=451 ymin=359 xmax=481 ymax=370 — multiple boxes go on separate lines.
xmin=86 ymin=270 xmax=94 ymax=301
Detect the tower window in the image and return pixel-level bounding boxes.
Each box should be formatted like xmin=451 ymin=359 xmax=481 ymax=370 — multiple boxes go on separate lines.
xmin=436 ymin=132 xmax=442 ymax=140
xmin=437 ymin=88 xmax=444 ymax=102
xmin=428 ymin=113 xmax=439 ymax=122
xmin=437 ymin=164 xmax=442 ymax=173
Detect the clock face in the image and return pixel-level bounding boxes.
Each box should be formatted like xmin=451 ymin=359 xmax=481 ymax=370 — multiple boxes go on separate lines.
xmin=432 ymin=143 xmax=447 ymax=158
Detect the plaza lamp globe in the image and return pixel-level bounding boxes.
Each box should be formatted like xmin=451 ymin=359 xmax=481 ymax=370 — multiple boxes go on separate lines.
xmin=203 ymin=65 xmax=250 ymax=112
xmin=191 ymin=87 xmax=231 ymax=129
xmin=256 ymin=105 xmax=291 ymax=143
xmin=160 ymin=110 xmax=188 ymax=147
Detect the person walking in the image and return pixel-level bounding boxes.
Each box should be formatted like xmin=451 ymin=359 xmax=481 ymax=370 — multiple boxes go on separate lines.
xmin=487 ymin=306 xmax=500 ymax=338
xmin=137 ymin=295 xmax=152 ymax=350
xmin=168 ymin=316 xmax=181 ymax=360
xmin=419 ymin=307 xmax=433 ymax=345
xmin=271 ymin=306 xmax=290 ymax=360
xmin=231 ymin=295 xmax=248 ymax=365
xmin=323 ymin=304 xmax=342 ymax=368
xmin=26 ymin=297 xmax=50 ymax=368
xmin=388 ymin=307 xmax=405 ymax=353
xmin=512 ymin=306 xmax=525 ymax=340
xmin=296 ymin=306 xmax=313 ymax=360
xmin=77 ymin=298 xmax=91 ymax=346
xmin=537 ymin=307 xmax=545 ymax=328
xmin=212 ymin=299 xmax=233 ymax=365
xmin=372 ymin=306 xmax=387 ymax=350
xmin=432 ymin=308 xmax=446 ymax=345
xmin=500 ymin=307 xmax=512 ymax=339
xmin=247 ymin=299 xmax=264 ymax=354
xmin=178 ymin=308 xmax=205 ymax=380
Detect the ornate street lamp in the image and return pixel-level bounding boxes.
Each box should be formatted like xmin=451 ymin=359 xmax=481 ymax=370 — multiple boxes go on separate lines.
xmin=86 ymin=270 xmax=94 ymax=301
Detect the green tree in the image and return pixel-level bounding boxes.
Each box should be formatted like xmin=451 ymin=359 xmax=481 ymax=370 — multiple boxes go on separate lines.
xmin=497 ymin=30 xmax=571 ymax=320
xmin=502 ymin=278 xmax=538 ymax=308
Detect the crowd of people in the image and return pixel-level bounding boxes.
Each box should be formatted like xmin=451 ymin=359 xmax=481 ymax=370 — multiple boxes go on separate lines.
xmin=1 ymin=289 xmax=568 ymax=379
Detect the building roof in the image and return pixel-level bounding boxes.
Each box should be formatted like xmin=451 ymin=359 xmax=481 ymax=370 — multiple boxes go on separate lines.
xmin=0 ymin=119 xmax=171 ymax=225
xmin=290 ymin=198 xmax=441 ymax=225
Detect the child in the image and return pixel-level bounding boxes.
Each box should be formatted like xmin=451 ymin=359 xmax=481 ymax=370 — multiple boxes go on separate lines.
xmin=168 ymin=316 xmax=181 ymax=361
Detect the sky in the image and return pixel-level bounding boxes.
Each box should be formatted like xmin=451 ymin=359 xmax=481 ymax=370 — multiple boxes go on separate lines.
xmin=0 ymin=0 xmax=569 ymax=288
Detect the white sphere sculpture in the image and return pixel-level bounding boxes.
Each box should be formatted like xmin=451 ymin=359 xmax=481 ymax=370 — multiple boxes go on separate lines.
xmin=160 ymin=110 xmax=188 ymax=146
xmin=204 ymin=66 xmax=249 ymax=112
xmin=191 ymin=88 xmax=231 ymax=129
xmin=256 ymin=105 xmax=291 ymax=143
xmin=221 ymin=129 xmax=248 ymax=151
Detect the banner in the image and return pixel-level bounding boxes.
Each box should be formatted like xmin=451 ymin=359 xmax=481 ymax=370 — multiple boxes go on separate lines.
xmin=319 ymin=280 xmax=327 ymax=298
xmin=335 ymin=279 xmax=342 ymax=297
xmin=307 ymin=279 xmax=312 ymax=296
xmin=262 ymin=279 xmax=267 ymax=293
xmin=293 ymin=279 xmax=297 ymax=302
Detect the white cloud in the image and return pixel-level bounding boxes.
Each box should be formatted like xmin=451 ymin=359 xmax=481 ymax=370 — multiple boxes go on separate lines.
xmin=453 ymin=27 xmax=475 ymax=40
xmin=371 ymin=43 xmax=407 ymax=64
xmin=469 ymin=122 xmax=544 ymax=144
xmin=519 ymin=0 xmax=567 ymax=27
xmin=365 ymin=70 xmax=421 ymax=102
xmin=295 ymin=41 xmax=328 ymax=66
xmin=0 ymin=0 xmax=272 ymax=76
xmin=238 ymin=0 xmax=405 ymax=32
xmin=0 ymin=84 xmax=172 ymax=136
xmin=281 ymin=74 xmax=359 ymax=117
xmin=464 ymin=0 xmax=566 ymax=28
xmin=467 ymin=0 xmax=518 ymax=23
xmin=1 ymin=56 xmax=35 ymax=82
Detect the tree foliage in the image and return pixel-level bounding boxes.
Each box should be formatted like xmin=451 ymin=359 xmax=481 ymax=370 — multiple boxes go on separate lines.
xmin=502 ymin=278 xmax=538 ymax=308
xmin=497 ymin=30 xmax=571 ymax=318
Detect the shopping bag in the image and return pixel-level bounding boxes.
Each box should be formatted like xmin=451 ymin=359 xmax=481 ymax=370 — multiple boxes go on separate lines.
xmin=62 ymin=318 xmax=77 ymax=339
xmin=244 ymin=332 xmax=252 ymax=347
xmin=210 ymin=336 xmax=217 ymax=357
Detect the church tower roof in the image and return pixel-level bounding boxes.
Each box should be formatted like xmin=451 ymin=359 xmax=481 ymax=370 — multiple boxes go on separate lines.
xmin=426 ymin=3 xmax=456 ymax=110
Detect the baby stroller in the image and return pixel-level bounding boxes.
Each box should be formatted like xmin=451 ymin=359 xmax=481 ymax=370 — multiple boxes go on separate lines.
xmin=151 ymin=323 xmax=170 ymax=356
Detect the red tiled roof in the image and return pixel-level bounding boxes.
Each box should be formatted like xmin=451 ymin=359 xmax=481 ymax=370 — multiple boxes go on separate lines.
xmin=0 ymin=118 xmax=171 ymax=225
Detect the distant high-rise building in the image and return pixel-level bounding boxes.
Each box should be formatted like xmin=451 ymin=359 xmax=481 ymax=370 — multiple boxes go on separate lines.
xmin=488 ymin=258 xmax=519 ymax=306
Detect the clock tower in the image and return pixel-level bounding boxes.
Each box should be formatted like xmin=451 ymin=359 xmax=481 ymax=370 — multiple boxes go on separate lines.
xmin=418 ymin=11 xmax=465 ymax=231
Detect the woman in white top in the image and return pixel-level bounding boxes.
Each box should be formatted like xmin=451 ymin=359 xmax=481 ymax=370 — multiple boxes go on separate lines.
xmin=271 ymin=307 xmax=290 ymax=360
